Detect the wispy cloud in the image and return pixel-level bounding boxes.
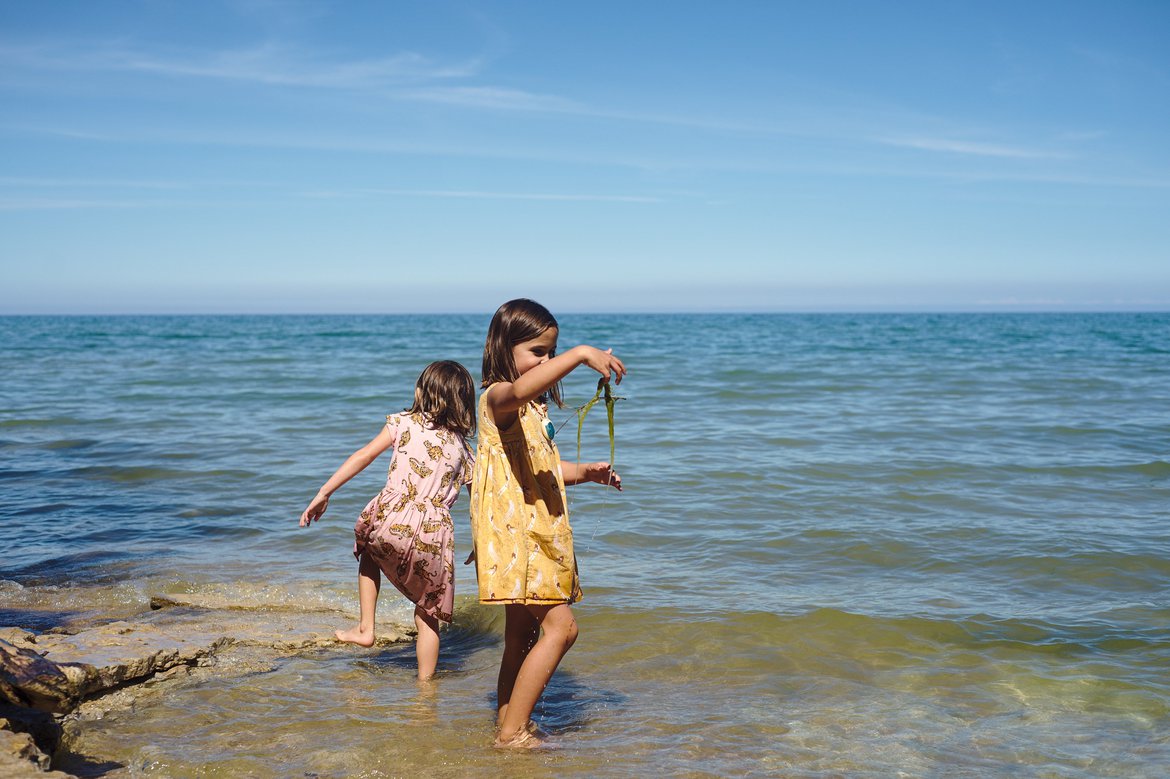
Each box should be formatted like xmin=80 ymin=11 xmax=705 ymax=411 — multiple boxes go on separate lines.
xmin=392 ymin=85 xmax=782 ymax=133
xmin=305 ymin=188 xmax=661 ymax=203
xmin=1056 ymin=130 xmax=1107 ymax=143
xmin=0 ymin=38 xmax=807 ymax=134
xmin=878 ymin=136 xmax=1065 ymax=159
xmin=0 ymin=197 xmax=159 ymax=210
xmin=392 ymin=86 xmax=581 ymax=112
xmin=7 ymin=36 xmax=1080 ymax=162
xmin=0 ymin=176 xmax=188 ymax=190
xmin=0 ymin=39 xmax=480 ymax=89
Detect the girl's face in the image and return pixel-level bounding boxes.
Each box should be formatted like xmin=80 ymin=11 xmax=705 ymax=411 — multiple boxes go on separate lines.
xmin=512 ymin=326 xmax=558 ymax=377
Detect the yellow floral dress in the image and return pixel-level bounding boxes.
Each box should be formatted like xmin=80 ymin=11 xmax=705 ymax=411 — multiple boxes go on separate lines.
xmin=470 ymin=387 xmax=582 ymax=604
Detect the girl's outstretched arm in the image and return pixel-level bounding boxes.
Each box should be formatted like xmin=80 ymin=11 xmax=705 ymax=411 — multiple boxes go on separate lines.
xmin=299 ymin=426 xmax=395 ymax=527
xmin=488 ymin=345 xmax=626 ymax=417
xmin=561 ymin=460 xmax=622 ymax=491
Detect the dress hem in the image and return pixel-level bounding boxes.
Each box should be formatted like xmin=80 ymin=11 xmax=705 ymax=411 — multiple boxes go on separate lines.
xmin=477 ymin=597 xmax=581 ymax=606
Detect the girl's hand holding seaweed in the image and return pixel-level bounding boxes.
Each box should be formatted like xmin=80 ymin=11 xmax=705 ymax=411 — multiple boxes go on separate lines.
xmin=573 ymin=345 xmax=626 ymax=386
xmin=562 ymin=460 xmax=622 ymax=491
xmin=492 ymin=340 xmax=626 ymax=418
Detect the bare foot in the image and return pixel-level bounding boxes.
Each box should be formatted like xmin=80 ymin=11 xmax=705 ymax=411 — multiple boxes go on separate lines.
xmin=334 ymin=625 xmax=375 ymax=647
xmin=494 ymin=728 xmax=544 ymax=749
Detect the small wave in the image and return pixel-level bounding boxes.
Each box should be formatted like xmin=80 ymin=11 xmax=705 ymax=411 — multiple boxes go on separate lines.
xmin=1132 ymin=459 xmax=1170 ymax=477
xmin=70 ymin=465 xmax=258 ymax=483
xmin=1004 ymin=460 xmax=1170 ymax=478
xmin=41 ymin=438 xmax=102 ymax=450
xmin=0 ymin=417 xmax=88 ymax=429
xmin=5 ymin=550 xmax=141 ymax=585
xmin=8 ymin=503 xmax=74 ymax=517
xmin=590 ymin=606 xmax=1170 ymax=662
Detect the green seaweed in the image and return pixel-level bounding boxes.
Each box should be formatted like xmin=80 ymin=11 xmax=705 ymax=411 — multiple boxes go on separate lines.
xmin=604 ymin=380 xmax=616 ymax=465
xmin=575 ymin=377 xmax=623 ymax=467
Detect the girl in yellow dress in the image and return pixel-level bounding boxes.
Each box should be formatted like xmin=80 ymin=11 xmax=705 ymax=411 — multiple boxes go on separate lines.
xmin=471 ymin=298 xmax=626 ymax=748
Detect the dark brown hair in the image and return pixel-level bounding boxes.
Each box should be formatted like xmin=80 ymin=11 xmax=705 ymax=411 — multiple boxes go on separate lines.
xmin=406 ymin=360 xmax=476 ymax=439
xmin=481 ymin=298 xmax=563 ymax=407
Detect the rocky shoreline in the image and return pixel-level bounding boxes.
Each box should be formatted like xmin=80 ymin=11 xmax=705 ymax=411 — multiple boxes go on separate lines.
xmin=1 ymin=595 xmax=409 ymax=777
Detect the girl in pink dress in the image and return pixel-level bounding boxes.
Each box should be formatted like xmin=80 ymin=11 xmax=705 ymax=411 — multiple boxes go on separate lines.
xmin=299 ymin=361 xmax=475 ymax=681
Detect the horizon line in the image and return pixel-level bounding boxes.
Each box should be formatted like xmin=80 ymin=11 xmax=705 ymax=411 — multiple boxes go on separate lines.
xmin=3 ymin=307 xmax=1169 ymax=317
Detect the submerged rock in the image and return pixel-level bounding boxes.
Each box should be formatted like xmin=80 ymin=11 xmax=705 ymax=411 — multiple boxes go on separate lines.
xmin=0 ymin=593 xmax=412 ymax=775
xmin=4 ymin=598 xmax=408 ymax=711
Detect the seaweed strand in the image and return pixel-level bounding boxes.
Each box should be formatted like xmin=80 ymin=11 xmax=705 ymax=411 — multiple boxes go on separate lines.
xmin=574 ymin=378 xmax=623 ymax=468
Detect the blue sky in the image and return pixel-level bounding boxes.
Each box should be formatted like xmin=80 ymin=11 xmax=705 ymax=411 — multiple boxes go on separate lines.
xmin=2 ymin=0 xmax=1168 ymax=313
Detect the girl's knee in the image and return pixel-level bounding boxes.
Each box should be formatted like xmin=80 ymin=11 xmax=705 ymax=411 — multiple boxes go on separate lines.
xmin=549 ymin=614 xmax=578 ymax=650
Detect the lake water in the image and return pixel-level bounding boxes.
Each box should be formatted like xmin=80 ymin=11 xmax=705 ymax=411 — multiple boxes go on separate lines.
xmin=3 ymin=312 xmax=1169 ymax=777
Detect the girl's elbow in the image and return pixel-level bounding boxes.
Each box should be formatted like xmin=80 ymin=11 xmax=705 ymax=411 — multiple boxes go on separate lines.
xmin=354 ymin=447 xmax=381 ymax=466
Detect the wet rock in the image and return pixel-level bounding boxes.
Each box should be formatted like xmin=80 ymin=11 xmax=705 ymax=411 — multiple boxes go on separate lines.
xmin=146 ymin=595 xmax=406 ymax=647
xmin=4 ymin=597 xmax=410 ymax=721
xmin=0 ymin=640 xmax=82 ymax=714
xmin=32 ymin=620 xmax=230 ymax=700
xmin=149 ymin=592 xmax=355 ymax=615
xmin=1 ymin=594 xmax=414 ymax=774
xmin=1 ymin=703 xmax=63 ymax=757
xmin=30 ymin=603 xmax=407 ymax=702
xmin=0 ymin=713 xmax=76 ymax=777
xmin=1 ymin=728 xmax=49 ymax=775
xmin=0 ymin=629 xmax=37 ymax=647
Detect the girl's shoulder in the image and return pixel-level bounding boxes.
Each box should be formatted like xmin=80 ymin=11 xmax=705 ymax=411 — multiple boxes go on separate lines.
xmin=405 ymin=411 xmax=447 ymax=439
xmin=398 ymin=411 xmax=470 ymax=449
xmin=385 ymin=411 xmax=428 ymax=433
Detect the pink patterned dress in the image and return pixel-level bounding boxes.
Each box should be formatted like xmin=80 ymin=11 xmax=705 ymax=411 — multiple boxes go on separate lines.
xmin=353 ymin=412 xmax=474 ymax=623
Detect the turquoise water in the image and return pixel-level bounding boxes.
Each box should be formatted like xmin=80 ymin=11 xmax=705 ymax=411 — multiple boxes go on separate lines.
xmin=3 ymin=313 xmax=1170 ymax=777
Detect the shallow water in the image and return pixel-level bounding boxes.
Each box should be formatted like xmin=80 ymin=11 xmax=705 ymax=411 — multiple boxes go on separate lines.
xmin=3 ymin=313 xmax=1170 ymax=777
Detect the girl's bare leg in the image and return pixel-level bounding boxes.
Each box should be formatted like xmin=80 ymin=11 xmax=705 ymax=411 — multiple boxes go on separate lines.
xmin=336 ymin=551 xmax=380 ymax=647
xmin=414 ymin=606 xmax=441 ymax=681
xmin=496 ymin=604 xmax=540 ymax=729
xmin=495 ymin=603 xmax=578 ymax=748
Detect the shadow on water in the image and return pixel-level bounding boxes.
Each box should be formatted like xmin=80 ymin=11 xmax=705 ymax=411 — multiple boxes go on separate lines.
xmin=0 ymin=607 xmax=85 ymax=632
xmin=50 ymin=755 xmax=125 ymax=779
xmin=484 ymin=670 xmax=629 ymax=736
xmin=357 ymin=615 xmax=503 ymax=676
xmin=352 ymin=603 xmax=627 ymax=734
xmin=2 ymin=706 xmax=127 ymax=778
xmin=2 ymin=550 xmax=141 ymax=586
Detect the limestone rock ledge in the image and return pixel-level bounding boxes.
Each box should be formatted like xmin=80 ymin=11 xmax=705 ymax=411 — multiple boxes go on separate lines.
xmin=0 ymin=597 xmax=409 ymax=774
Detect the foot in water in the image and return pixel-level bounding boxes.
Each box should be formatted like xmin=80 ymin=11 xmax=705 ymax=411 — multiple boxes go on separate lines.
xmin=493 ymin=728 xmax=544 ymax=749
xmin=334 ymin=625 xmax=375 ymax=647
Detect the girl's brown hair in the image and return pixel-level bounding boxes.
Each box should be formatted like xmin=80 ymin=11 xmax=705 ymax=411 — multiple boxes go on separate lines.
xmin=481 ymin=298 xmax=563 ymax=407
xmin=406 ymin=360 xmax=476 ymax=439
